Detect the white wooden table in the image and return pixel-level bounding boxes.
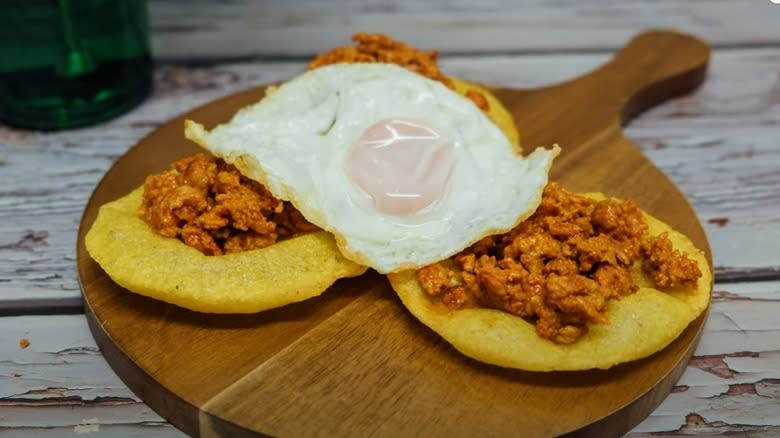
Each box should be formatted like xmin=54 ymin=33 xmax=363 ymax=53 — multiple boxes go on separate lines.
xmin=2 ymin=1 xmax=779 ymax=436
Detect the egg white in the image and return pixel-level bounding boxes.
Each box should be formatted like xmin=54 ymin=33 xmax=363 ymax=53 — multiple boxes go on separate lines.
xmin=185 ymin=63 xmax=558 ymax=273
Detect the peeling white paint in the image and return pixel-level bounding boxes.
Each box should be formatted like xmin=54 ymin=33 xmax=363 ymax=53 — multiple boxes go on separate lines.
xmin=74 ymin=418 xmax=100 ymax=435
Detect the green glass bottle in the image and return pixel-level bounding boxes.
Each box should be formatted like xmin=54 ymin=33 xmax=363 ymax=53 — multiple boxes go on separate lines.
xmin=0 ymin=0 xmax=152 ymax=130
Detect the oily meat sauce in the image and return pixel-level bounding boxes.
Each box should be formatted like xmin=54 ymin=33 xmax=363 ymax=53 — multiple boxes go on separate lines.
xmin=417 ymin=183 xmax=702 ymax=344
xmin=139 ymin=153 xmax=318 ymax=255
xmin=309 ymin=32 xmax=490 ymax=111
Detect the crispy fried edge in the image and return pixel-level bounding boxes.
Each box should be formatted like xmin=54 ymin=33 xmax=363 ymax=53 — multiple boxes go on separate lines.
xmin=85 ymin=186 xmax=367 ymax=313
xmin=386 ymin=193 xmax=713 ymax=371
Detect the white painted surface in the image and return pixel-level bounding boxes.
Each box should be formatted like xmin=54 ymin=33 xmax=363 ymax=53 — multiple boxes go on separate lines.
xmin=147 ymin=0 xmax=780 ymax=59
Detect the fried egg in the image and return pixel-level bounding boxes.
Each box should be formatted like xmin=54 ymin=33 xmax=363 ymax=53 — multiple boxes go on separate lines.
xmin=185 ymin=63 xmax=558 ymax=273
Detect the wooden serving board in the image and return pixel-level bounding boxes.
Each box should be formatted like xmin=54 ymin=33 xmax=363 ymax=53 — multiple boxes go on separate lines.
xmin=77 ymin=31 xmax=712 ymax=437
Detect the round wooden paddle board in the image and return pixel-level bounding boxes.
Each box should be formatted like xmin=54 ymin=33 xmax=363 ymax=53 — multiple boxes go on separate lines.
xmin=77 ymin=31 xmax=712 ymax=437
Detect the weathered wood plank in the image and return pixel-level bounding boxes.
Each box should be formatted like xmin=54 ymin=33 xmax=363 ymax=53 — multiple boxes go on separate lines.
xmin=0 ymin=412 xmax=184 ymax=438
xmin=147 ymin=0 xmax=780 ymax=60
xmin=629 ymin=281 xmax=780 ymax=436
xmin=0 ymin=315 xmax=184 ymax=437
xmin=0 ymin=281 xmax=777 ymax=436
xmin=1 ymin=48 xmax=778 ymax=308
xmin=0 ymin=425 xmax=184 ymax=438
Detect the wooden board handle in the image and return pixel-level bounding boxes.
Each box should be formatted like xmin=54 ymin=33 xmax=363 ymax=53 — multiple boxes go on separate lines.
xmin=499 ymin=30 xmax=710 ymax=153
xmin=598 ymin=30 xmax=711 ymax=124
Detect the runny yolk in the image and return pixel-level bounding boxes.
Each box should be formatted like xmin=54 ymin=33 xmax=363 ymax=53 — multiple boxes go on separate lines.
xmin=344 ymin=118 xmax=456 ymax=216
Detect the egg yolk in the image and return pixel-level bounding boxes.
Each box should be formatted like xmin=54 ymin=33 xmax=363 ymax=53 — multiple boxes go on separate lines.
xmin=345 ymin=118 xmax=455 ymax=216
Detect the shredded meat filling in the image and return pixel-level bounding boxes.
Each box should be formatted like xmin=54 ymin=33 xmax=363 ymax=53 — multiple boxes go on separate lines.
xmin=139 ymin=153 xmax=319 ymax=255
xmin=417 ymin=183 xmax=703 ymax=344
xmin=309 ymin=32 xmax=489 ymax=111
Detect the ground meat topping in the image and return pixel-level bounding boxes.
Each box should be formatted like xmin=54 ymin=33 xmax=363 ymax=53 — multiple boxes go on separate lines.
xmin=641 ymin=233 xmax=702 ymax=289
xmin=139 ymin=153 xmax=318 ymax=255
xmin=416 ymin=183 xmax=703 ymax=344
xmin=309 ymin=32 xmax=489 ymax=111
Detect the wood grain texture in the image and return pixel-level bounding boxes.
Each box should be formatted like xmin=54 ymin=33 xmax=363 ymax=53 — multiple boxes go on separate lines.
xmin=73 ymin=31 xmax=713 ymax=437
xmin=2 ymin=48 xmax=778 ymax=310
xmin=3 ymin=281 xmax=777 ymax=436
xmin=147 ymin=0 xmax=780 ymax=60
